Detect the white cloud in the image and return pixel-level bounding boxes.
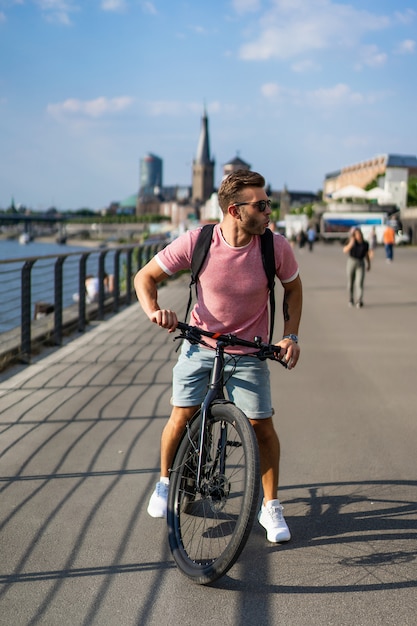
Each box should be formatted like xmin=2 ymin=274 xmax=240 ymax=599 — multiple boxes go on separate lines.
xmin=47 ymin=96 xmax=133 ymax=119
xmin=141 ymin=1 xmax=157 ymax=15
xmin=189 ymin=24 xmax=208 ymax=35
xmin=261 ymin=83 xmax=280 ymax=98
xmin=395 ymin=39 xmax=415 ymax=54
xmin=308 ymin=83 xmax=365 ymax=106
xmin=237 ymin=0 xmax=391 ymax=61
xmin=35 ymin=0 xmax=78 ymax=25
xmin=100 ymin=0 xmax=127 ymax=11
xmin=141 ymin=99 xmax=229 ymax=117
xmin=0 ymin=0 xmax=75 ymax=24
xmin=260 ymin=80 xmax=381 ymax=109
xmin=260 ymin=82 xmax=297 ymax=101
xmin=291 ymin=59 xmax=321 ymax=73
xmin=232 ymin=0 xmax=261 ymax=14
xmin=53 ymin=98 xmax=211 ymax=121
xmin=394 ymin=9 xmax=416 ymax=25
xmin=355 ymin=45 xmax=387 ymax=70
xmin=143 ymin=100 xmax=210 ymax=117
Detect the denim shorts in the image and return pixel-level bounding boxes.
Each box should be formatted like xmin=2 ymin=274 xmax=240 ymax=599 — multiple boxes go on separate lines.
xmin=172 ymin=341 xmax=273 ymax=420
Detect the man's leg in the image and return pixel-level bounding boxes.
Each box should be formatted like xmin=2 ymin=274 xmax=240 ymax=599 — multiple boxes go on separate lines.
xmin=160 ymin=405 xmax=199 ymax=476
xmin=148 ymin=405 xmax=198 ymax=518
xmin=250 ymin=417 xmax=291 ymax=543
xmin=250 ymin=417 xmax=279 ymax=502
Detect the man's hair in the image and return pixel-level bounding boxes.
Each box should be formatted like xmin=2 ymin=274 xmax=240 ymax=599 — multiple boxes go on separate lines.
xmin=217 ymin=169 xmax=265 ymax=214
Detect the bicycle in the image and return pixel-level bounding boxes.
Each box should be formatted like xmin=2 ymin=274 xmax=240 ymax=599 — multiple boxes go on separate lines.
xmin=167 ymin=321 xmax=287 ymax=585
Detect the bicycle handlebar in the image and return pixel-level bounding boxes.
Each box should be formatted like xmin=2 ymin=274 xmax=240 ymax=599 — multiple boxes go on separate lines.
xmin=175 ymin=321 xmax=288 ymax=367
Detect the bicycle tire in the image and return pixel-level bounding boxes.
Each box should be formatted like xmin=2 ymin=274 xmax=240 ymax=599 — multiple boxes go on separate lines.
xmin=167 ymin=401 xmax=260 ymax=585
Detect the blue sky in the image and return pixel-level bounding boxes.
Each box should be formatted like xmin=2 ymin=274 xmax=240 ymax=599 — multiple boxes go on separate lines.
xmin=0 ymin=0 xmax=416 ymax=211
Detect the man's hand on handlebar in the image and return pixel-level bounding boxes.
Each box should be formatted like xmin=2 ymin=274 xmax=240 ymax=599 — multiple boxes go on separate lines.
xmin=150 ymin=309 xmax=178 ymax=333
xmin=275 ymin=338 xmax=300 ymax=371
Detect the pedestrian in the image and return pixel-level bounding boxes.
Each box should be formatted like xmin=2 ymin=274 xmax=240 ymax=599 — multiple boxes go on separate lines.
xmin=383 ymin=224 xmax=395 ymax=262
xmin=298 ymin=229 xmax=307 ymax=249
xmin=307 ymin=226 xmax=316 ymax=252
xmin=134 ymin=169 xmax=303 ymax=543
xmin=343 ymin=227 xmax=371 ymax=308
xmin=72 ymin=273 xmax=114 ymax=304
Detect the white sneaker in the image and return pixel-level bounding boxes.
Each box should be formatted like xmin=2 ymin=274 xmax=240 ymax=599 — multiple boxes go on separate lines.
xmin=147 ymin=481 xmax=169 ymax=518
xmin=258 ymin=499 xmax=291 ymax=543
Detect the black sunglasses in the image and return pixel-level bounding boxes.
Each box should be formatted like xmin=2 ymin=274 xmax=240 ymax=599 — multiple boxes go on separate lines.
xmin=233 ymin=199 xmax=272 ymax=212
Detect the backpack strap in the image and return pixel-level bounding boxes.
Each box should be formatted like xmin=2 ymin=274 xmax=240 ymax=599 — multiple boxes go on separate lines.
xmin=183 ymin=224 xmax=215 ymax=323
xmin=260 ymin=228 xmax=276 ymax=343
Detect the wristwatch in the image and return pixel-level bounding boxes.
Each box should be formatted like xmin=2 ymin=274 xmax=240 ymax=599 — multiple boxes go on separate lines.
xmin=282 ymin=334 xmax=298 ymax=343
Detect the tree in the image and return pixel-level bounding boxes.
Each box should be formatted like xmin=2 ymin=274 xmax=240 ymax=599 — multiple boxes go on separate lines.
xmin=407 ymin=176 xmax=417 ymax=206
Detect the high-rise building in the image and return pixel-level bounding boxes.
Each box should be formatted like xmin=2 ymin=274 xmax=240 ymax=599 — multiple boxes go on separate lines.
xmin=192 ymin=109 xmax=215 ymax=205
xmin=140 ymin=153 xmax=163 ymax=194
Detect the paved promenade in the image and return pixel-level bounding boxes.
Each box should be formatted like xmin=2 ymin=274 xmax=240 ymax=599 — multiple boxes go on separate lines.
xmin=1 ymin=242 xmax=416 ymax=625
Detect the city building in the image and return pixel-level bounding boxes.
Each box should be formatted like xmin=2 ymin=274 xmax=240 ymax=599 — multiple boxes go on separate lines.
xmin=222 ymin=155 xmax=251 ymax=179
xmin=278 ymin=186 xmax=320 ymax=218
xmin=192 ymin=109 xmax=215 ymax=206
xmin=323 ymin=154 xmax=417 ymax=211
xmin=140 ymin=153 xmax=163 ymax=195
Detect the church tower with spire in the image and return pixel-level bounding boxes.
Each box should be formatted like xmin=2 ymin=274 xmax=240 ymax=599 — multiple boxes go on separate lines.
xmin=192 ymin=108 xmax=215 ymax=205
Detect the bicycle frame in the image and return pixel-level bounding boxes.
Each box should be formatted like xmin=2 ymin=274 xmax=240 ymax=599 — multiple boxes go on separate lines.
xmin=196 ymin=338 xmax=228 ymax=487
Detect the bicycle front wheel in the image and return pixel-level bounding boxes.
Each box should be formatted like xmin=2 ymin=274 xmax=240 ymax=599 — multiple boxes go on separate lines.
xmin=167 ymin=402 xmax=260 ymax=585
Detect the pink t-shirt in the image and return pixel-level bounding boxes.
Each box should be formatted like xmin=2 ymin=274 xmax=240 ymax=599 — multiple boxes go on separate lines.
xmin=156 ymin=224 xmax=299 ymax=352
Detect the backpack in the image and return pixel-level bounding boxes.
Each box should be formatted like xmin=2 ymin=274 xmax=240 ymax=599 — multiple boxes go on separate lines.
xmin=184 ymin=224 xmax=276 ymax=343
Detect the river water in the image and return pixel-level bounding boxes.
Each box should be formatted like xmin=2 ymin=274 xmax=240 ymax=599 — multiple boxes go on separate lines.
xmin=0 ymin=239 xmax=115 ymax=334
xmin=0 ymin=239 xmax=89 ymax=261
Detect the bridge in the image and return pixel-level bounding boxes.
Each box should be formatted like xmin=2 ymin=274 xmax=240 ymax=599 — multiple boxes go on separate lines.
xmin=0 ymin=213 xmax=67 ymax=239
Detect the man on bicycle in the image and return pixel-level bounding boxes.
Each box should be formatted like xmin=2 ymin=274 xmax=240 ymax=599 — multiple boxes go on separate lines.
xmin=134 ymin=169 xmax=302 ymax=543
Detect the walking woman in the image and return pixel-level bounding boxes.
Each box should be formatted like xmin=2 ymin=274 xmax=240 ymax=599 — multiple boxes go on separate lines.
xmin=343 ymin=228 xmax=371 ymax=308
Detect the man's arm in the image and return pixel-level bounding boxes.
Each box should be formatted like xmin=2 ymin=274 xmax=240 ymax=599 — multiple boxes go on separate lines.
xmin=134 ymin=258 xmax=178 ymax=332
xmin=277 ymin=275 xmax=302 ymax=369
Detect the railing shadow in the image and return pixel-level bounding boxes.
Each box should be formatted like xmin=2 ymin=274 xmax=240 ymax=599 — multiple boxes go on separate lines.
xmin=222 ymin=479 xmax=417 ymax=595
xmin=0 ymin=315 xmax=181 ymax=625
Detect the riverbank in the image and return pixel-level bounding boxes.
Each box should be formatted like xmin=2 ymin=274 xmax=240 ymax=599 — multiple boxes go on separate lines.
xmin=35 ymin=236 xmax=110 ymax=248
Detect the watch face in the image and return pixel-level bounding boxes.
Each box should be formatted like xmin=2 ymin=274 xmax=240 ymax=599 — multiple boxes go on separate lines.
xmin=285 ymin=334 xmax=298 ymax=342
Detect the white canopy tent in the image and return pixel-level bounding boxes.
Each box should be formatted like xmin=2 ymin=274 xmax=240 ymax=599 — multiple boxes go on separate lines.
xmin=366 ymin=187 xmax=393 ymax=203
xmin=332 ymin=185 xmax=368 ymax=200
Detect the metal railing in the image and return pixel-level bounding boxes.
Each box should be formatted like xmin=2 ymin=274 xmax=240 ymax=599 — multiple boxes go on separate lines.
xmin=0 ymin=241 xmax=166 ymax=369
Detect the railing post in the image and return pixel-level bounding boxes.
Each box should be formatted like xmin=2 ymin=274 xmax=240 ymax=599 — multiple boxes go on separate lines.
xmin=98 ymin=251 xmax=107 ymax=320
xmin=78 ymin=253 xmax=89 ymax=332
xmin=136 ymin=245 xmax=145 ymax=271
xmin=21 ymin=260 xmax=35 ymax=363
xmin=145 ymin=244 xmax=152 ymax=264
xmin=126 ymin=249 xmax=133 ymax=305
xmin=113 ymin=250 xmax=121 ymax=312
xmin=54 ymin=256 xmax=65 ymax=345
